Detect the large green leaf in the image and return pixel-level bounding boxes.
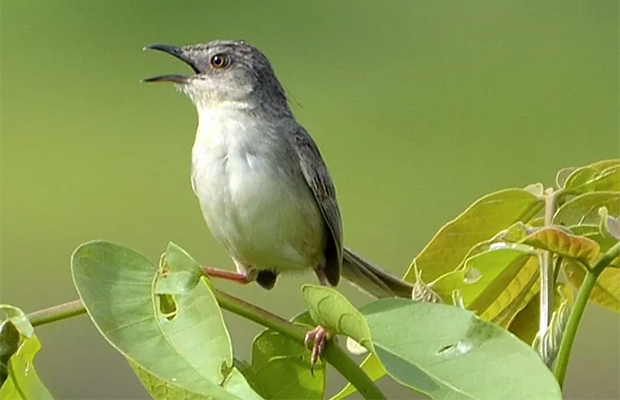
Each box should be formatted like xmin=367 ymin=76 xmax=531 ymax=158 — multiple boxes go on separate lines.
xmin=71 ymin=241 xmax=262 ymax=400
xmin=249 ymin=312 xmax=325 ymax=400
xmin=361 ymin=299 xmax=562 ymax=400
xmin=554 ymin=191 xmax=620 ymax=226
xmin=404 ymin=189 xmax=543 ymax=283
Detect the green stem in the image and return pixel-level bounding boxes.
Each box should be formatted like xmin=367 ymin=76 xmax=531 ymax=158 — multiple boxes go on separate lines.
xmin=27 ymin=299 xmax=86 ymax=327
xmin=539 ymin=189 xmax=556 ymax=337
xmin=553 ymin=241 xmax=620 ymax=387
xmin=27 ymin=291 xmax=386 ymax=400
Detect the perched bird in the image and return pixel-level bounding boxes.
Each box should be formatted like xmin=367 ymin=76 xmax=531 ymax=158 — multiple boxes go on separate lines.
xmin=143 ymin=39 xmax=413 ymax=365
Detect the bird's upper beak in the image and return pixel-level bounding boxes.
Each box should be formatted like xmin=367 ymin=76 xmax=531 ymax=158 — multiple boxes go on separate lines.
xmin=142 ymin=44 xmax=200 ymax=84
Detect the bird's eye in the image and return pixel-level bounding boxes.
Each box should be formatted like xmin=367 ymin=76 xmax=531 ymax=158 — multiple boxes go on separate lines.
xmin=210 ymin=54 xmax=229 ymax=69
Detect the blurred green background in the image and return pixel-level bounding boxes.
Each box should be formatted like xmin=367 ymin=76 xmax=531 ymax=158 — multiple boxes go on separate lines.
xmin=1 ymin=1 xmax=618 ymax=399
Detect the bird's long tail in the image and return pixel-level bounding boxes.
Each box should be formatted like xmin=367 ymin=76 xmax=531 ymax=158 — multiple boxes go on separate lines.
xmin=340 ymin=247 xmax=413 ymax=298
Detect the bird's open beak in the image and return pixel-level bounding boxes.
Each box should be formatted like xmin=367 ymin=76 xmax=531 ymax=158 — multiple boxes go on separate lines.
xmin=142 ymin=44 xmax=199 ymax=84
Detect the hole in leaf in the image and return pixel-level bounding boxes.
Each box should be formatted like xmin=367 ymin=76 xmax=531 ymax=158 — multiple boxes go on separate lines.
xmin=436 ymin=340 xmax=474 ymax=357
xmin=157 ymin=293 xmax=177 ymax=321
xmin=437 ymin=344 xmax=456 ymax=355
xmin=464 ymin=268 xmax=481 ymax=284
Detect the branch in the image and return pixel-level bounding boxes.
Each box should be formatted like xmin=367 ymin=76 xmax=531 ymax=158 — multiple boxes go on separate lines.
xmin=215 ymin=290 xmax=386 ymax=400
xmin=27 ymin=291 xmax=386 ymax=400
xmin=27 ymin=299 xmax=86 ymax=327
xmin=553 ymin=241 xmax=620 ymax=387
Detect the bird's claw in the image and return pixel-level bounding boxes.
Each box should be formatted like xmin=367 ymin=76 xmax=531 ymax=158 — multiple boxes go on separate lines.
xmin=304 ymin=325 xmax=330 ymax=375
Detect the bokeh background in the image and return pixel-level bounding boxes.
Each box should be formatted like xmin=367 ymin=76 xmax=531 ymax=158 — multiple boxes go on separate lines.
xmin=1 ymin=1 xmax=618 ymax=399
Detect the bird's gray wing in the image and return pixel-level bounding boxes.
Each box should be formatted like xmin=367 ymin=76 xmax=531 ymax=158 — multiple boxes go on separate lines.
xmin=291 ymin=126 xmax=343 ymax=286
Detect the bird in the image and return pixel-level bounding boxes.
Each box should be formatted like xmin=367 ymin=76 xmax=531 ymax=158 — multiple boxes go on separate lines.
xmin=142 ymin=39 xmax=413 ymax=366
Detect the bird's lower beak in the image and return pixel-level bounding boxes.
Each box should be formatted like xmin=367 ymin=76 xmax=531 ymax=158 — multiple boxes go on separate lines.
xmin=142 ymin=43 xmax=200 ymax=84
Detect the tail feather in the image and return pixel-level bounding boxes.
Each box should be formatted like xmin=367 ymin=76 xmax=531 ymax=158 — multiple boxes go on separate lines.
xmin=340 ymin=247 xmax=413 ymax=298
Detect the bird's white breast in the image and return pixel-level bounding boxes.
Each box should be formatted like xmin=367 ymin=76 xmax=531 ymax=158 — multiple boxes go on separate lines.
xmin=191 ymin=106 xmax=326 ymax=273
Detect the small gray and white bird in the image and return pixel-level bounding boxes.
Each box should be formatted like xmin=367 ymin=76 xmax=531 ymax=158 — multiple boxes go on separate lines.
xmin=143 ymin=39 xmax=413 ymax=362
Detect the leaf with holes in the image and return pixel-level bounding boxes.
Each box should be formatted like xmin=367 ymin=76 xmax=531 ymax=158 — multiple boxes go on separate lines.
xmin=361 ymin=299 xmax=561 ymax=399
xmin=301 ymin=285 xmax=373 ymax=353
xmin=71 ymin=241 xmax=262 ymax=400
xmin=429 ymin=244 xmax=536 ymax=321
xmin=403 ymin=189 xmax=543 ymax=283
xmin=248 ymin=312 xmax=325 ymax=400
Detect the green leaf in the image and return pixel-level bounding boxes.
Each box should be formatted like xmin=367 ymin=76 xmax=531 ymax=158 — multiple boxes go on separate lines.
xmin=568 ymin=223 xmax=618 ymax=254
xmin=404 ymin=189 xmax=543 ymax=283
xmin=563 ymin=166 xmax=599 ymax=191
xmin=508 ymin=283 xmax=574 ymax=345
xmin=0 ymin=306 xmax=34 ymax=339
xmin=462 ymin=245 xmax=536 ymax=315
xmin=556 ymin=167 xmax=577 ymax=189
xmin=590 ymin=159 xmax=620 ymax=172
xmin=429 ymin=244 xmax=537 ymax=322
xmin=361 ymin=299 xmax=562 ymax=400
xmin=554 ymin=191 xmax=620 ymax=226
xmin=521 ymin=227 xmax=601 ymax=265
xmin=71 ymin=241 xmax=262 ymax=400
xmin=330 ymin=354 xmax=385 ymax=400
xmin=0 ymin=335 xmax=54 ymax=400
xmin=249 ymin=312 xmax=325 ymax=400
xmin=129 ymin=360 xmax=208 ymax=400
xmin=563 ymin=261 xmax=619 ymax=312
xmin=0 ymin=321 xmax=20 ymax=386
xmin=560 ymin=161 xmax=620 ymax=193
xmin=479 ymin=256 xmax=539 ymax=324
xmin=301 ymin=285 xmax=373 ymax=353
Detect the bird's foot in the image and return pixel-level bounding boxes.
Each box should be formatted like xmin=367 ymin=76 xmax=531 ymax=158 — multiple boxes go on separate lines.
xmin=304 ymin=325 xmax=332 ymax=374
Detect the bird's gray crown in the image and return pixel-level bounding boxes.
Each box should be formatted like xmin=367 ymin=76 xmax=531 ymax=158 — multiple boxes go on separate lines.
xmin=144 ymin=39 xmax=291 ymax=116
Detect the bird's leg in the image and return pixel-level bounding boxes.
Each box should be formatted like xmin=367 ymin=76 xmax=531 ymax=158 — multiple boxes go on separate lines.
xmin=199 ymin=266 xmax=254 ymax=284
xmin=304 ymin=266 xmax=333 ymax=373
xmin=200 ymin=261 xmax=257 ymax=285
